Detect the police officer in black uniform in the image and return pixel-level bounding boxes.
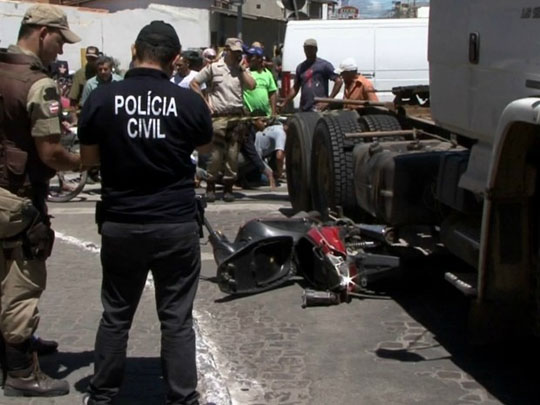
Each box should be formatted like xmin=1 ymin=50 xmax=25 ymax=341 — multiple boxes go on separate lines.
xmin=77 ymin=21 xmax=212 ymax=405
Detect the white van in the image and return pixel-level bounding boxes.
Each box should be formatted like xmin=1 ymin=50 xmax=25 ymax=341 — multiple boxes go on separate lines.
xmin=281 ymin=17 xmax=429 ymax=106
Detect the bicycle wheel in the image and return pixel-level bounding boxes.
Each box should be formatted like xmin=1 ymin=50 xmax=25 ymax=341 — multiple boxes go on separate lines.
xmin=48 ymin=170 xmax=88 ymax=202
xmin=47 ymin=130 xmax=88 ymax=202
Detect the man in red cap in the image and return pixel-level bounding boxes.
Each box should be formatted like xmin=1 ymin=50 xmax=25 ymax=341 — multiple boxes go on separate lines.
xmin=0 ymin=3 xmax=82 ymax=397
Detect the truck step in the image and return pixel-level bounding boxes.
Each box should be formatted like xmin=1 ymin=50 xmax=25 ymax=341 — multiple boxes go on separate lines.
xmin=444 ymin=272 xmax=478 ymax=297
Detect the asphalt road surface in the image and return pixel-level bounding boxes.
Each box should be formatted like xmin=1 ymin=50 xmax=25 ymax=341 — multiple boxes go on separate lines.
xmin=1 ymin=183 xmax=538 ymax=405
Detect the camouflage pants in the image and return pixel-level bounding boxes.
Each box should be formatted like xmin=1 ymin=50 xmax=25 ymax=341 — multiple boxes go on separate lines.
xmin=0 ymin=189 xmax=49 ymax=344
xmin=0 ymin=246 xmax=46 ymax=344
xmin=207 ymin=117 xmax=248 ymax=182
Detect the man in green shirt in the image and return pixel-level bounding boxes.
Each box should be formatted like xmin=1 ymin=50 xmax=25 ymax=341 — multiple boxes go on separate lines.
xmin=243 ymin=46 xmax=277 ymax=116
xmin=242 ymin=46 xmax=286 ymax=183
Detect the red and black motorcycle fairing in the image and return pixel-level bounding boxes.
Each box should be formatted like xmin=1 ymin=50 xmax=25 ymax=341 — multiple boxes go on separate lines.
xmin=204 ymin=212 xmax=400 ymax=302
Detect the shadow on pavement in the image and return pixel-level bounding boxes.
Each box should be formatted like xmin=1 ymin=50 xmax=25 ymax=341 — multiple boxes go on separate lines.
xmin=375 ymin=347 xmax=451 ymax=362
xmin=279 ymin=207 xmax=297 ymax=217
xmin=40 ymin=349 xmax=93 ymax=380
xmin=381 ymin=255 xmax=540 ymax=404
xmin=42 ymin=352 xmax=165 ymax=403
xmin=207 ymin=274 xmax=395 ymax=304
xmin=213 ymin=279 xmax=298 ymax=303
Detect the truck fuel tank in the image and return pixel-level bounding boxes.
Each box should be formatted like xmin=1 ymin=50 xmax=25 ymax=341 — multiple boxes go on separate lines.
xmin=353 ymin=140 xmax=461 ymax=226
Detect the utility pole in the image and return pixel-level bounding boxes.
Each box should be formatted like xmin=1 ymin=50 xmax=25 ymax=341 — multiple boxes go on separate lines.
xmin=231 ymin=0 xmax=244 ymax=39
xmin=293 ymin=0 xmax=299 ymax=19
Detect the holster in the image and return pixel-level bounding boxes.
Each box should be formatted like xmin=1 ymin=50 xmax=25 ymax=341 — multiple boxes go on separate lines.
xmin=229 ymin=120 xmax=248 ymax=144
xmin=195 ymin=195 xmax=206 ymax=238
xmin=22 ymin=217 xmax=54 ymax=261
xmin=95 ymin=200 xmax=104 ymax=235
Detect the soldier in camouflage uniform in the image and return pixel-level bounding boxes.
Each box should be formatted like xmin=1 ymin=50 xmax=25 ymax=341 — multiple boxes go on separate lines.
xmin=0 ymin=4 xmax=82 ymax=397
xmin=191 ymin=37 xmax=256 ymax=202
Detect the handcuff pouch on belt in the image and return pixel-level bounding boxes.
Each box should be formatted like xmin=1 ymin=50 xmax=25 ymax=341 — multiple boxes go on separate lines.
xmin=0 ymin=140 xmax=32 ymax=197
xmin=0 ymin=187 xmax=54 ymax=261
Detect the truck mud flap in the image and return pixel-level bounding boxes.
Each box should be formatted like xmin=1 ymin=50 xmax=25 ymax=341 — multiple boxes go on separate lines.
xmin=217 ymin=235 xmax=296 ymax=295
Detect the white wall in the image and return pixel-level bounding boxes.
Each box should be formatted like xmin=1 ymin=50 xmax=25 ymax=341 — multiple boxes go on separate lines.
xmin=0 ymin=0 xmax=210 ymax=72
xmin=80 ymin=0 xmax=212 ymax=12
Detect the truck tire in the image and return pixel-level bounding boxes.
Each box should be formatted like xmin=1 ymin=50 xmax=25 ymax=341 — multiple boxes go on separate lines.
xmin=310 ymin=111 xmax=362 ymax=217
xmin=285 ymin=112 xmax=322 ymax=212
xmin=360 ymin=114 xmax=401 ymax=131
xmin=359 ymin=114 xmax=402 ymax=139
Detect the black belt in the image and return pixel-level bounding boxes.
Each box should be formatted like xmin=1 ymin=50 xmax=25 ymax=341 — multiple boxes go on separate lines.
xmin=213 ymin=110 xmax=245 ymax=118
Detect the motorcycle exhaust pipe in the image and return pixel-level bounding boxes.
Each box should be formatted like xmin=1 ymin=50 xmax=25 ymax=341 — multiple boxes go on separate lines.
xmin=302 ymin=289 xmax=340 ymax=308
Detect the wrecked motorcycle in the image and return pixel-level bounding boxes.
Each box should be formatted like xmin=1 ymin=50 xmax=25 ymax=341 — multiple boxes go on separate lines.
xmin=202 ymin=209 xmax=401 ymax=307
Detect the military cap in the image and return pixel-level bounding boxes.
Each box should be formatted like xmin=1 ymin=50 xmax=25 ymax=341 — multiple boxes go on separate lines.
xmin=22 ymin=4 xmax=81 ymax=44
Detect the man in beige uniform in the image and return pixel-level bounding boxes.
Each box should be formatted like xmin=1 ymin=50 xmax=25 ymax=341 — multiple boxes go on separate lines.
xmin=191 ymin=37 xmax=255 ymax=202
xmin=0 ymin=4 xmax=82 ymax=397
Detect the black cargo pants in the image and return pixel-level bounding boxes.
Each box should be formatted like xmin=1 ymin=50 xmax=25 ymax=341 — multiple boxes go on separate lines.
xmin=88 ymin=221 xmax=201 ymax=405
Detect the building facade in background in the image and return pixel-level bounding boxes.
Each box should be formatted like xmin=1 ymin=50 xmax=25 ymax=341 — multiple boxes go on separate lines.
xmin=2 ymin=0 xmax=428 ymax=68
xmin=24 ymin=0 xmax=287 ymax=51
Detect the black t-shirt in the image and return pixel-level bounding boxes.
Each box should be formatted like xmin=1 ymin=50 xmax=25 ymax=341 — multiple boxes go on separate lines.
xmin=78 ymin=68 xmax=212 ymax=224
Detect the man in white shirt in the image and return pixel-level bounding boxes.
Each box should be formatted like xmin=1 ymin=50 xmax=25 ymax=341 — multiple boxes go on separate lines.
xmin=255 ymin=121 xmax=286 ymax=180
xmin=171 ymin=55 xmax=200 ymax=89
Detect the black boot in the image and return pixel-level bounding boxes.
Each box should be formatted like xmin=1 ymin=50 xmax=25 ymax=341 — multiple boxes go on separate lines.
xmin=4 ymin=344 xmax=69 ymax=397
xmin=223 ymin=180 xmax=235 ymax=203
xmin=206 ymin=180 xmax=216 ymax=203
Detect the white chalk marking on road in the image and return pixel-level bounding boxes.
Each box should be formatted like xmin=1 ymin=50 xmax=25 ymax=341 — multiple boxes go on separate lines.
xmin=201 ymin=252 xmax=214 ymax=262
xmin=54 ymin=231 xmax=232 ymax=404
xmin=55 ymin=231 xmax=101 ymax=254
xmin=49 ymin=207 xmax=96 ymax=215
xmin=197 ymin=311 xmax=265 ymax=404
xmin=193 ymin=316 xmax=233 ymax=405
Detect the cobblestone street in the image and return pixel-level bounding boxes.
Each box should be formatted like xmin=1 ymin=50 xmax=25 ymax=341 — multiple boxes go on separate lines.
xmin=0 ymin=185 xmax=537 ymax=405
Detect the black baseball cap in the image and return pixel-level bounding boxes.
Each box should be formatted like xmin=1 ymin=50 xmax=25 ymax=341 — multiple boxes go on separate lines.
xmin=136 ymin=21 xmax=181 ymax=51
xmin=86 ymin=46 xmax=99 ymax=58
